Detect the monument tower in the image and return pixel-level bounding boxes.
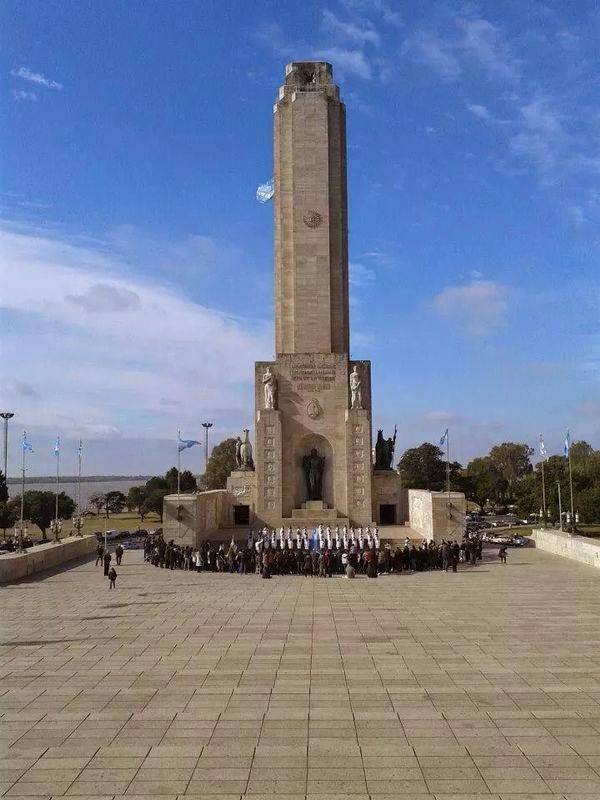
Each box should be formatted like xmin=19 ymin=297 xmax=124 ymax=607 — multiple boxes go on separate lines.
xmin=254 ymin=61 xmax=373 ymax=528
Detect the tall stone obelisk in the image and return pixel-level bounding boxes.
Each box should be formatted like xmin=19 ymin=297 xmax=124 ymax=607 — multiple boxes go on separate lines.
xmin=255 ymin=62 xmax=373 ymax=528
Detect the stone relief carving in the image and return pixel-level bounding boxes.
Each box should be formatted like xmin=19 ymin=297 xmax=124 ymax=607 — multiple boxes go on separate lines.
xmin=306 ymin=398 xmax=322 ymax=419
xmin=263 ymin=366 xmax=277 ymax=409
xmin=303 ymin=210 xmax=322 ymax=228
xmin=349 ymin=365 xmax=362 ymax=409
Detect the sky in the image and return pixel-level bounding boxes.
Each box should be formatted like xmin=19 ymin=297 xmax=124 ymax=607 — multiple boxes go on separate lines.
xmin=1 ymin=0 xmax=599 ymax=477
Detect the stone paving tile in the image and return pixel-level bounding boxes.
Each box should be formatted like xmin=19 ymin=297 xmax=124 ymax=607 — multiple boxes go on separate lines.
xmin=3 ymin=547 xmax=600 ymax=800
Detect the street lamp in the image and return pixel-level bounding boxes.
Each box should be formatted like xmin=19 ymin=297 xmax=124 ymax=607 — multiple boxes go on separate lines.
xmin=0 ymin=412 xmax=14 ymax=481
xmin=201 ymin=422 xmax=213 ymax=473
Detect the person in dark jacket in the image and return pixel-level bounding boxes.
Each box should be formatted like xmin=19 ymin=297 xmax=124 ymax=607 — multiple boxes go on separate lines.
xmin=103 ymin=550 xmax=112 ymax=576
xmin=108 ymin=566 xmax=117 ymax=589
xmin=95 ymin=543 xmax=104 ymax=566
xmin=115 ymin=543 xmax=124 ymax=565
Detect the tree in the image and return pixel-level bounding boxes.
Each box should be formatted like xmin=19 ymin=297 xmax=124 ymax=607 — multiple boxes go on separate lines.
xmin=396 ymin=442 xmax=461 ymax=491
xmin=488 ymin=442 xmax=533 ymax=500
xmin=512 ymin=473 xmax=540 ymax=519
xmin=15 ymin=490 xmax=76 ymax=539
xmin=199 ymin=437 xmax=238 ymax=490
xmin=0 ymin=470 xmax=8 ymax=504
xmin=0 ymin=501 xmax=18 ymax=534
xmin=462 ymin=456 xmax=508 ymax=512
xmin=165 ymin=467 xmax=197 ymax=493
xmin=104 ymin=490 xmax=126 ymax=518
xmin=89 ymin=493 xmax=105 ymax=516
xmin=577 ymin=486 xmax=600 ymax=524
xmin=127 ymin=486 xmax=147 ymax=518
xmin=141 ymin=490 xmax=167 ymax=522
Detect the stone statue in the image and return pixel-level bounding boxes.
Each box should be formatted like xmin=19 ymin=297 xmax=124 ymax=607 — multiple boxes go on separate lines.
xmin=239 ymin=428 xmax=254 ymax=471
xmin=349 ymin=365 xmax=362 ymax=410
xmin=234 ymin=436 xmax=242 ymax=469
xmin=263 ymin=366 xmax=277 ymax=410
xmin=302 ymin=448 xmax=325 ymax=501
xmin=374 ymin=426 xmax=397 ymax=470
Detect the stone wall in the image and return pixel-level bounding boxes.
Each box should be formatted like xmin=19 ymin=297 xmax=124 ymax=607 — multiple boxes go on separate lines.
xmin=163 ymin=490 xmax=230 ymax=548
xmin=408 ymin=490 xmax=466 ymax=542
xmin=371 ymin=470 xmax=408 ymax=525
xmin=0 ymin=534 xmax=97 ymax=584
xmin=529 ymin=528 xmax=600 ymax=570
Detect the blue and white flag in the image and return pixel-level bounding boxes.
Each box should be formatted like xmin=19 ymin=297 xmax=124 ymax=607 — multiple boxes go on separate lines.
xmin=256 ymin=178 xmax=274 ymax=203
xmin=439 ymin=428 xmax=448 ymax=447
xmin=77 ymin=439 xmax=83 ymax=457
xmin=178 ymin=436 xmax=200 ymax=453
xmin=563 ymin=430 xmax=570 ymax=456
xmin=308 ymin=528 xmax=320 ymax=552
xmin=539 ymin=434 xmax=547 ymax=459
xmin=21 ymin=432 xmax=33 ymax=453
xmin=54 ymin=436 xmax=60 ymax=456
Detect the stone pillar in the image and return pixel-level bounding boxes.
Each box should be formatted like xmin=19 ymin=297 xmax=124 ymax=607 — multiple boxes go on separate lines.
xmin=345 ymin=408 xmax=373 ymax=526
xmin=255 ymin=408 xmax=283 ymax=526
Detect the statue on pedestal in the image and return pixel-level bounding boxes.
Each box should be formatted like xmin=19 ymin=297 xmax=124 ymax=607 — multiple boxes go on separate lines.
xmin=263 ymin=366 xmax=277 ymax=409
xmin=239 ymin=428 xmax=254 ymax=471
xmin=349 ymin=365 xmax=362 ymax=410
xmin=375 ymin=426 xmax=397 ymax=470
xmin=302 ymin=448 xmax=325 ymax=500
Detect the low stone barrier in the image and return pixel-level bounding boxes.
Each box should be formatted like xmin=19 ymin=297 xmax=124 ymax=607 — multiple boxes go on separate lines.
xmin=529 ymin=528 xmax=600 ymax=570
xmin=0 ymin=534 xmax=98 ymax=584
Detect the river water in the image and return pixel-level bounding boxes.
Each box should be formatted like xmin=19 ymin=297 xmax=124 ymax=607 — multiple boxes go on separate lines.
xmin=7 ymin=479 xmax=150 ymax=508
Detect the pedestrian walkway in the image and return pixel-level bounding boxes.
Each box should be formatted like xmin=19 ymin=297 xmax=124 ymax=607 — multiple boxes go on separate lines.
xmin=2 ymin=546 xmax=600 ymax=798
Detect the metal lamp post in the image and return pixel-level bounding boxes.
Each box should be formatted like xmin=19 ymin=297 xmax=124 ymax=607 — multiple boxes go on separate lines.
xmin=0 ymin=412 xmax=14 ymax=481
xmin=201 ymin=422 xmax=213 ymax=473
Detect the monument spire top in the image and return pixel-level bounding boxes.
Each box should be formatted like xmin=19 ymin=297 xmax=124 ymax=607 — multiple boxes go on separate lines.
xmin=273 ymin=60 xmax=348 ymax=355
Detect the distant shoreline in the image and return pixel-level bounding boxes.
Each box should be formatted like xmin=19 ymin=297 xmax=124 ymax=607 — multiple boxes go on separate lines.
xmin=6 ymin=475 xmax=153 ymax=484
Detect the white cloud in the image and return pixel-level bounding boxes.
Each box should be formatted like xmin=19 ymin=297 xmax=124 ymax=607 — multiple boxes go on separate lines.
xmin=10 ymin=66 xmax=63 ymax=90
xmin=430 ymin=280 xmax=510 ymax=336
xmin=322 ymin=9 xmax=381 ymax=46
xmin=466 ymin=103 xmax=493 ymax=122
xmin=349 ymin=261 xmax=375 ymax=286
xmin=0 ymin=223 xmax=272 ymax=439
xmin=403 ymin=12 xmax=518 ymax=81
xmin=12 ymin=89 xmax=38 ymax=102
xmin=425 ymin=410 xmax=454 ymax=423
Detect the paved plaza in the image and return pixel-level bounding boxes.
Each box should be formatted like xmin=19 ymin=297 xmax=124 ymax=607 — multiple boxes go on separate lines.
xmin=2 ymin=547 xmax=600 ymax=800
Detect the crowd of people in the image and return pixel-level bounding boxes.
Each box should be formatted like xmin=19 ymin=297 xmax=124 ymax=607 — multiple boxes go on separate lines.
xmin=141 ymin=527 xmax=487 ymax=579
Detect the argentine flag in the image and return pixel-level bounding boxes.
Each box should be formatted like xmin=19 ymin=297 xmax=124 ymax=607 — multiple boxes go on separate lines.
xmin=178 ymin=435 xmax=201 ymax=453
xmin=539 ymin=435 xmax=547 ymax=459
xmin=22 ymin=432 xmax=33 ymax=453
xmin=54 ymin=436 xmax=61 ymax=456
xmin=563 ymin=430 xmax=570 ymax=456
xmin=439 ymin=428 xmax=448 ymax=447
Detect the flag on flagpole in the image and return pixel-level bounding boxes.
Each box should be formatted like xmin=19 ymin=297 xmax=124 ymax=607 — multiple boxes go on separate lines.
xmin=439 ymin=428 xmax=448 ymax=447
xmin=539 ymin=434 xmax=547 ymax=459
xmin=21 ymin=432 xmax=33 ymax=452
xmin=54 ymin=436 xmax=60 ymax=456
xmin=563 ymin=430 xmax=570 ymax=456
xmin=178 ymin=436 xmax=201 ymax=453
xmin=77 ymin=439 xmax=83 ymax=456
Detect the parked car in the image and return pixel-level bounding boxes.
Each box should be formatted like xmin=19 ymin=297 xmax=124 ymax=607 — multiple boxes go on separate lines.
xmin=510 ymin=535 xmax=528 ymax=547
xmin=484 ymin=533 xmax=513 ymax=545
xmin=123 ymin=539 xmax=144 ymax=550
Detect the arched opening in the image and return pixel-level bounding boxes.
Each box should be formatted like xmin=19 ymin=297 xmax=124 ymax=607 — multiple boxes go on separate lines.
xmin=293 ymin=433 xmax=334 ymax=510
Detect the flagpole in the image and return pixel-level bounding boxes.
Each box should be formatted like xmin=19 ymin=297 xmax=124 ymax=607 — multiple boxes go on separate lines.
xmin=19 ymin=431 xmax=26 ymax=552
xmin=177 ymin=429 xmax=181 ymax=536
xmin=55 ymin=438 xmax=60 ymax=537
xmin=541 ymin=459 xmax=547 ymax=528
xmin=557 ymin=481 xmax=563 ymax=531
xmin=446 ymin=429 xmax=451 ymax=519
xmin=77 ymin=440 xmax=82 ymax=519
xmin=567 ymin=435 xmax=576 ymax=535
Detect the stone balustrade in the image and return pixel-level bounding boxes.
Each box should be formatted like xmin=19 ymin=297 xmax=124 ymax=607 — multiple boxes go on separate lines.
xmin=529 ymin=527 xmax=600 ymax=569
xmin=0 ymin=534 xmax=98 ymax=584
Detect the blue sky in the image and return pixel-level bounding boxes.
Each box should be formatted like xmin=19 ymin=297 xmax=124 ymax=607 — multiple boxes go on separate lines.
xmin=1 ymin=0 xmax=598 ymax=477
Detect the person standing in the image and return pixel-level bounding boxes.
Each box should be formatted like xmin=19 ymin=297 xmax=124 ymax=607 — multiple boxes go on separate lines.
xmin=115 ymin=543 xmax=124 ymax=566
xmin=498 ymin=545 xmax=508 ymax=564
xmin=95 ymin=543 xmax=104 ymax=566
xmin=108 ymin=566 xmax=117 ymax=589
xmin=103 ymin=550 xmax=112 ymax=576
